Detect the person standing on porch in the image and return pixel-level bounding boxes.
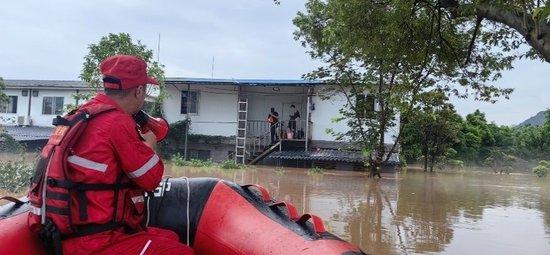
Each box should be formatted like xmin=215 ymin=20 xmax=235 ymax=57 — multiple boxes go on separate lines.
xmin=267 ymin=107 xmax=279 ymax=144
xmin=288 ymin=104 xmax=300 ymax=134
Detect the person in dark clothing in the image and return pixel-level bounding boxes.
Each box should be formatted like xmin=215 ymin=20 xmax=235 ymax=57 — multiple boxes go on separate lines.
xmin=267 ymin=107 xmax=279 ymax=144
xmin=288 ymin=104 xmax=301 ymax=133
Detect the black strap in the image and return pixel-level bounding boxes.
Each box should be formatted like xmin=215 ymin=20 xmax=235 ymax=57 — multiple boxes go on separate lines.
xmin=103 ymin=76 xmax=123 ymax=90
xmin=64 ymin=222 xmax=124 ymax=239
xmin=52 ymin=112 xmax=89 ymax=126
xmin=45 ymin=191 xmax=70 ymax=201
xmin=47 ymin=178 xmax=134 ymax=191
xmin=46 ymin=205 xmax=69 ymax=216
xmin=76 ymin=191 xmax=88 ymax=221
xmin=39 ymin=218 xmax=63 ymax=255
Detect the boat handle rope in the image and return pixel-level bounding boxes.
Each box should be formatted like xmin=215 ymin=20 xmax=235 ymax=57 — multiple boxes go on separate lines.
xmin=182 ymin=176 xmax=190 ymax=246
xmin=296 ymin=213 xmax=326 ymax=234
xmin=242 ymin=184 xmax=271 ymax=202
xmin=0 ymin=196 xmax=25 ymax=206
xmin=269 ymin=201 xmax=299 ymax=220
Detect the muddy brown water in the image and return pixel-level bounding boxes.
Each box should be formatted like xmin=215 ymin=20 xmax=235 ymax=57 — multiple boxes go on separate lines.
xmin=167 ymin=165 xmax=550 ymax=255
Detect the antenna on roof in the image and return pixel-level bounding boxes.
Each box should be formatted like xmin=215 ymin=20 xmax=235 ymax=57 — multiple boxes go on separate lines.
xmin=211 ymin=56 xmax=215 ymax=78
xmin=157 ymin=33 xmax=161 ymax=62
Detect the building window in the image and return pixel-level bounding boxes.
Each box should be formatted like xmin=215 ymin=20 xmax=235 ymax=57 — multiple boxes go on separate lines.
xmin=181 ymin=91 xmax=199 ymax=114
xmin=356 ymin=94 xmax=375 ymax=118
xmin=0 ymin=96 xmax=18 ymax=114
xmin=42 ymin=97 xmax=64 ymax=115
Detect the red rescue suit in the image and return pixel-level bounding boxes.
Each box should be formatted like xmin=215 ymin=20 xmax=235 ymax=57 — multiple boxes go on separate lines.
xmin=60 ymin=94 xmax=193 ymax=255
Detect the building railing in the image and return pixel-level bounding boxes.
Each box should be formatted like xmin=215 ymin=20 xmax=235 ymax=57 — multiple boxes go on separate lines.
xmin=245 ymin=120 xmax=311 ymax=162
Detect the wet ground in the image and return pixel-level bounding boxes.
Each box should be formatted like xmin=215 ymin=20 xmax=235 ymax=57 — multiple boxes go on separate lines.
xmin=168 ymin=165 xmax=550 ymax=255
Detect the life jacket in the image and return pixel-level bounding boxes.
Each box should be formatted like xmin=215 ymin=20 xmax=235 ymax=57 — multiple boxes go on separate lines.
xmin=27 ymin=104 xmax=136 ymax=237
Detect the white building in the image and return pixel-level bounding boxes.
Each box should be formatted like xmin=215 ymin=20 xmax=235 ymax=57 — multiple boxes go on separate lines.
xmin=1 ymin=78 xmax=399 ymax=168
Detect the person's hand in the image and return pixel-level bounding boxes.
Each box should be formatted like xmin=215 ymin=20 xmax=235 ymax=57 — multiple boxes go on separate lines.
xmin=141 ymin=131 xmax=157 ymax=150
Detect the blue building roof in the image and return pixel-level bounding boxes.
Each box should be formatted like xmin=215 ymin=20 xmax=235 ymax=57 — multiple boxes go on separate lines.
xmin=165 ymin=77 xmax=323 ymax=87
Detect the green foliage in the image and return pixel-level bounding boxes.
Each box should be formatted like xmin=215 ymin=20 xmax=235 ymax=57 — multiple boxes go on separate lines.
xmin=171 ymin=153 xmax=187 ymax=167
xmin=220 ymin=160 xmax=242 ymax=170
xmin=275 ymin=167 xmax=285 ymax=176
xmin=171 ymin=154 xmax=214 ymax=168
xmin=0 ymin=159 xmax=34 ymax=193
xmin=79 ymin=33 xmax=166 ymax=113
xmin=0 ymin=132 xmax=26 ymax=154
xmin=80 ymin=33 xmax=165 ymax=89
xmin=401 ymin=94 xmax=461 ymax=171
xmin=294 ymin=0 xmax=513 ymax=175
xmin=0 ymin=77 xmax=8 ymax=105
xmin=307 ymin=166 xmax=324 ymax=175
xmin=402 ymin=108 xmax=550 ymax=170
xmin=533 ymin=160 xmax=550 ymax=178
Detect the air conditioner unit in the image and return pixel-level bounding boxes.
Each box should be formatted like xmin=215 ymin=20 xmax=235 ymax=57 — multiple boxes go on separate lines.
xmin=17 ymin=116 xmax=32 ymax=126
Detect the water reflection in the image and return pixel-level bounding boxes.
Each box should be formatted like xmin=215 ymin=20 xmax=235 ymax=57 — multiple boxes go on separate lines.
xmin=167 ymin=165 xmax=550 ymax=254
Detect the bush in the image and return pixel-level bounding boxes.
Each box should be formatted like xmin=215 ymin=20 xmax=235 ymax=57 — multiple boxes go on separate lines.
xmin=220 ymin=160 xmax=242 ymax=170
xmin=307 ymin=166 xmax=324 ymax=175
xmin=533 ymin=160 xmax=550 ymax=178
xmin=171 ymin=153 xmax=187 ymax=167
xmin=0 ymin=159 xmax=34 ymax=193
xmin=0 ymin=133 xmax=26 ymax=153
xmin=188 ymin=158 xmax=213 ymax=167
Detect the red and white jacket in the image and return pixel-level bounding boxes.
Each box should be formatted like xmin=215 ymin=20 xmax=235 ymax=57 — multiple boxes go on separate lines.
xmin=65 ymin=93 xmax=163 ymax=230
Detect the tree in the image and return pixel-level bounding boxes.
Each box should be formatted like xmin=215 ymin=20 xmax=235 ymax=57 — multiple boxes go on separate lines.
xmin=442 ymin=1 xmax=550 ymax=62
xmin=79 ymin=33 xmax=165 ymax=115
xmin=294 ymin=0 xmax=512 ymax=177
xmin=0 ymin=77 xmax=8 ymax=131
xmin=0 ymin=77 xmax=7 ymax=106
xmin=401 ymin=92 xmax=461 ymax=172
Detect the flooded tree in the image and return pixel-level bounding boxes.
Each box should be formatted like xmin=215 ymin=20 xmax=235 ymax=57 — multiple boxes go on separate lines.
xmin=294 ymin=0 xmax=513 ymax=177
xmin=401 ymin=92 xmax=462 ymax=172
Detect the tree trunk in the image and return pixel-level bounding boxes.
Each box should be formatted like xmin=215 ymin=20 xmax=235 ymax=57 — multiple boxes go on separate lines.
xmin=369 ymin=160 xmax=382 ymax=178
xmin=429 ymin=153 xmax=436 ymax=172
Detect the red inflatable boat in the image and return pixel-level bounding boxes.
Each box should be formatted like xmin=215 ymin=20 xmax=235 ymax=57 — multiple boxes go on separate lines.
xmin=0 ymin=177 xmax=365 ymax=254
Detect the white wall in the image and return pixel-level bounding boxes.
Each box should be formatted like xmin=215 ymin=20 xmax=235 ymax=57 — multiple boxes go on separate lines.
xmin=311 ymin=86 xmax=399 ymax=144
xmin=0 ymin=88 xmax=81 ymax=127
xmin=163 ymin=84 xmax=238 ymax=136
xmin=310 ymin=91 xmax=350 ymax=142
xmin=31 ymin=89 xmax=80 ymax=126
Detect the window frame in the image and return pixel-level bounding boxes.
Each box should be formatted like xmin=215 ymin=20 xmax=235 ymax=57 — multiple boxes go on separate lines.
xmin=42 ymin=96 xmax=65 ymax=115
xmin=180 ymin=90 xmax=199 ymax=115
xmin=355 ymin=94 xmax=375 ymax=118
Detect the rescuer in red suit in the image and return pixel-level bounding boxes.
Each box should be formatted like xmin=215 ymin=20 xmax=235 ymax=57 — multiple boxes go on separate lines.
xmin=61 ymin=55 xmax=194 ymax=255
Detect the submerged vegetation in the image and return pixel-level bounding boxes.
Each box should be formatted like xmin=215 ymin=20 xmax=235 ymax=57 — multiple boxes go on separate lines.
xmin=533 ymin=161 xmax=550 ymax=178
xmin=170 ymin=153 xmax=244 ymax=170
xmin=307 ymin=166 xmax=325 ymax=176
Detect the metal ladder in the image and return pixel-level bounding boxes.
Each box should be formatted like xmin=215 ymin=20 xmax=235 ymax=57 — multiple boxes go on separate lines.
xmin=235 ymin=98 xmax=248 ymax=164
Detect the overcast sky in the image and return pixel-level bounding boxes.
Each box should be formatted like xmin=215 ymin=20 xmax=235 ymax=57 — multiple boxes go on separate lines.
xmin=0 ymin=0 xmax=548 ymax=125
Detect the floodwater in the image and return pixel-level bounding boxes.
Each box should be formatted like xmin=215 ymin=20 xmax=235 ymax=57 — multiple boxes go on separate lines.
xmin=168 ymin=165 xmax=550 ymax=255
